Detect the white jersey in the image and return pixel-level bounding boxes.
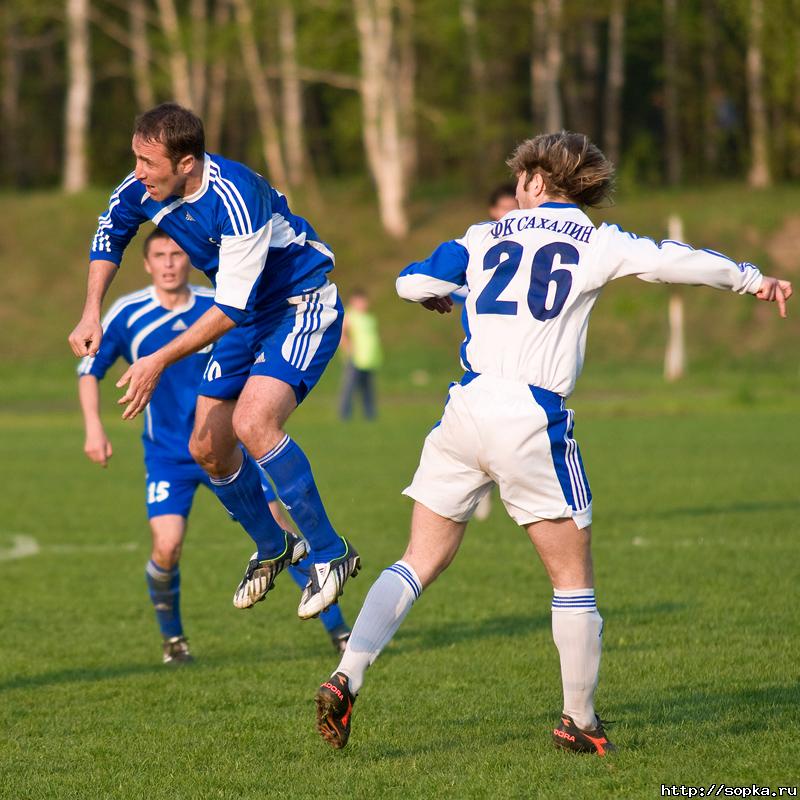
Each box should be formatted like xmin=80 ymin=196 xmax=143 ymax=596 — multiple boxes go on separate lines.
xmin=397 ymin=202 xmax=763 ymax=396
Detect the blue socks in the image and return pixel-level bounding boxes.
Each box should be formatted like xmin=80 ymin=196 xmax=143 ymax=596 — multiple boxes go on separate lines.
xmin=288 ymin=558 xmax=346 ymax=632
xmin=257 ymin=435 xmax=344 ymax=562
xmin=146 ymin=560 xmax=183 ymax=638
xmin=209 ymin=449 xmax=286 ymax=560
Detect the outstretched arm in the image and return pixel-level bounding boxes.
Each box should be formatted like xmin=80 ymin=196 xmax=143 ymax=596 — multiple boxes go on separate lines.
xmin=397 ymin=238 xmax=469 ymax=314
xmin=78 ymin=375 xmax=113 ymax=467
xmin=68 ymin=260 xmax=119 ymax=356
xmin=116 ymin=305 xmax=235 ymax=420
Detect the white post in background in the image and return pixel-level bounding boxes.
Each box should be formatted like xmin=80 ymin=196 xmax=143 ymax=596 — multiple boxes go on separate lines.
xmin=664 ymin=213 xmax=686 ymax=382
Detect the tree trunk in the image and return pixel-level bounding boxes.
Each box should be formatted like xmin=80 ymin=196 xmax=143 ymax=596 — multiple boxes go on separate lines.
xmin=353 ymin=0 xmax=408 ymax=238
xmin=603 ymin=0 xmax=624 ymax=164
xmin=155 ymin=0 xmax=193 ymax=107
xmin=231 ymin=0 xmax=289 ymax=189
xmin=530 ymin=0 xmax=547 ymax=130
xmin=279 ymin=2 xmax=309 ymax=188
xmin=396 ymin=0 xmax=417 ymax=181
xmin=1 ymin=10 xmax=21 ymax=185
xmin=701 ymin=0 xmax=718 ymax=170
xmin=129 ymin=0 xmax=155 ymax=110
xmin=746 ymin=0 xmax=770 ymax=187
xmin=664 ymin=214 xmax=686 ymax=382
xmin=190 ymin=0 xmax=207 ymax=114
xmin=579 ymin=16 xmax=599 ymax=139
xmin=205 ymin=0 xmax=229 ymax=151
xmin=64 ymin=0 xmax=91 ymax=193
xmin=544 ymin=0 xmax=563 ymax=131
xmin=663 ymin=0 xmax=681 ymax=184
xmin=460 ymin=0 xmax=489 ymax=174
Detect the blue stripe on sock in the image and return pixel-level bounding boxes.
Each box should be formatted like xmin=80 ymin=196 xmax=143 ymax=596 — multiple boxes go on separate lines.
xmin=387 ymin=564 xmax=420 ymax=599
xmin=389 ymin=562 xmax=420 ymax=591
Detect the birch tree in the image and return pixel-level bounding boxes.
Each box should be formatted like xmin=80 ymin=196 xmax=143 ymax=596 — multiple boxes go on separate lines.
xmin=746 ymin=0 xmax=771 ymax=187
xmin=1 ymin=8 xmax=21 ymax=185
xmin=531 ymin=0 xmax=562 ymax=132
xmin=231 ymin=0 xmax=289 ymax=189
xmin=603 ymin=0 xmax=624 ymax=165
xmin=129 ymin=0 xmax=155 ymax=110
xmin=663 ymin=0 xmax=681 ymax=184
xmin=155 ymin=0 xmax=193 ymax=107
xmin=205 ymin=0 xmax=230 ymax=150
xmin=190 ymin=0 xmax=207 ymax=114
xmin=353 ymin=0 xmax=408 ymax=238
xmin=63 ymin=0 xmax=91 ymax=193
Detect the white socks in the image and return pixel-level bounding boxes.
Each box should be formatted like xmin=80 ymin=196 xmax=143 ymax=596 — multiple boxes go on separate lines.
xmin=551 ymin=588 xmax=603 ymax=731
xmin=336 ymin=561 xmax=422 ymax=694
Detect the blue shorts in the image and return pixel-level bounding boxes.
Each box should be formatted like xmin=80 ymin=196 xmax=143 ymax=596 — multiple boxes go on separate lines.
xmin=145 ymin=459 xmax=277 ymax=519
xmin=199 ymin=282 xmax=343 ymax=404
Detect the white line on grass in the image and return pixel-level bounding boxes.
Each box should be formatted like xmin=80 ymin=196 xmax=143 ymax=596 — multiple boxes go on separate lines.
xmin=0 ymin=534 xmax=139 ymax=561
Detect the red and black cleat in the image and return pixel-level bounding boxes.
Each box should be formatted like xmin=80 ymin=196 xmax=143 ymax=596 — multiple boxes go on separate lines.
xmin=316 ymin=671 xmax=356 ymax=749
xmin=552 ymin=713 xmax=616 ymax=756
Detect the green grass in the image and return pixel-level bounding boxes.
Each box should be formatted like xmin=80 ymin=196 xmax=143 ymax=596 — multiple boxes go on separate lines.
xmin=1 ymin=363 xmax=799 ymax=799
xmin=1 ymin=183 xmax=799 ymax=796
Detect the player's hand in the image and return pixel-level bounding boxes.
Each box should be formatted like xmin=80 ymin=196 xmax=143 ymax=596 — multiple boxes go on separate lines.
xmin=68 ymin=317 xmax=103 ymax=357
xmin=421 ymin=296 xmax=454 ymax=314
xmin=756 ymin=276 xmax=793 ymax=318
xmin=84 ymin=430 xmax=113 ymax=467
xmin=116 ymin=354 xmax=165 ymax=420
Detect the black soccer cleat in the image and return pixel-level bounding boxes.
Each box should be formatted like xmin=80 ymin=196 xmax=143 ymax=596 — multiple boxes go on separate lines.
xmin=233 ymin=532 xmax=308 ymax=609
xmin=162 ymin=635 xmax=194 ymax=665
xmin=316 ymin=671 xmax=356 ymax=749
xmin=552 ymin=713 xmax=616 ymax=756
xmin=297 ymin=539 xmax=361 ymax=619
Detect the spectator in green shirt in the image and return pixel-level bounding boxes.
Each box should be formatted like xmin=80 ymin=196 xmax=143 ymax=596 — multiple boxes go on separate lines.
xmin=339 ymin=288 xmax=383 ymax=420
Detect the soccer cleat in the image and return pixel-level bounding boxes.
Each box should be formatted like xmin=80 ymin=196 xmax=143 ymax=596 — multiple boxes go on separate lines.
xmin=328 ymin=624 xmax=351 ymax=654
xmin=233 ymin=532 xmax=308 ymax=609
xmin=316 ymin=672 xmax=356 ymax=749
xmin=552 ymin=713 xmax=616 ymax=756
xmin=162 ymin=635 xmax=194 ymax=665
xmin=297 ymin=539 xmax=361 ymax=620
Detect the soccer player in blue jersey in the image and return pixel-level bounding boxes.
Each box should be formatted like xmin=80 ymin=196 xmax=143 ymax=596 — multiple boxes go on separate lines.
xmin=68 ymin=104 xmax=360 ymax=620
xmin=314 ymin=132 xmax=792 ymax=754
xmin=78 ymin=229 xmax=351 ymax=662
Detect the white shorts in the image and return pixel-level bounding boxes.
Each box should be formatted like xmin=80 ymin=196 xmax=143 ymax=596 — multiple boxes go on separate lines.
xmin=403 ymin=373 xmax=592 ymax=528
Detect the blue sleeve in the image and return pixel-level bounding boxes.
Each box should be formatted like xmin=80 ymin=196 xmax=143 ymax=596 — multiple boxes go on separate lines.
xmin=396 ymin=239 xmax=469 ymax=302
xmin=89 ymin=173 xmax=146 ymax=265
xmin=76 ymin=317 xmax=124 ymax=380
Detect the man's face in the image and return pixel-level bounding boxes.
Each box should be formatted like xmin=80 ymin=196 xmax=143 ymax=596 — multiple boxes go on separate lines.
xmin=144 ymin=236 xmax=192 ymax=292
xmin=132 ymin=135 xmax=190 ymax=201
xmin=489 ymin=193 xmax=519 ymax=222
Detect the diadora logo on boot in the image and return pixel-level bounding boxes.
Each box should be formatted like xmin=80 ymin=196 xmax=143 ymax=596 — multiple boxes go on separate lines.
xmin=322 ymin=682 xmax=344 ymax=701
xmin=553 ymin=729 xmax=576 ymax=742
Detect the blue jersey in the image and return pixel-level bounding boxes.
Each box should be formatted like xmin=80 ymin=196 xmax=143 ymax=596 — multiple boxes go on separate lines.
xmin=90 ymin=154 xmax=335 ymax=326
xmin=78 ymin=285 xmax=216 ymax=469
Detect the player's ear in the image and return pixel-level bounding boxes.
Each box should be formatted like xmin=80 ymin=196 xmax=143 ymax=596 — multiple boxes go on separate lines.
xmin=177 ymin=154 xmax=194 ymax=175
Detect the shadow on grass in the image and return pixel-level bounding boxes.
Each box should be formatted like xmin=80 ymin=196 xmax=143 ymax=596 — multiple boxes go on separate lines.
xmin=390 ymin=612 xmax=550 ymax=654
xmin=618 ymin=683 xmax=800 ymax=734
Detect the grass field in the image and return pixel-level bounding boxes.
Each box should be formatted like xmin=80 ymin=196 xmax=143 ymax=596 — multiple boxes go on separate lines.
xmin=1 ymin=361 xmax=799 ymax=799
xmin=1 ymin=183 xmax=799 ymax=797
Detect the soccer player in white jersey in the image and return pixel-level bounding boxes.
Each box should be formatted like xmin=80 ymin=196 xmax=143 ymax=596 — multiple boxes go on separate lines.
xmin=68 ymin=104 xmax=360 ymax=622
xmin=78 ymin=229 xmax=351 ymax=662
xmin=314 ymin=132 xmax=792 ymax=754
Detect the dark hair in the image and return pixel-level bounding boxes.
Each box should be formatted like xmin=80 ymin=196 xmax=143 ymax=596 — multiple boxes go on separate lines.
xmin=350 ymin=287 xmax=368 ymax=299
xmin=143 ymin=227 xmax=172 ymax=257
xmin=133 ymin=103 xmax=205 ymax=168
xmin=488 ymin=182 xmax=517 ymax=207
xmin=506 ymin=131 xmax=615 ymax=207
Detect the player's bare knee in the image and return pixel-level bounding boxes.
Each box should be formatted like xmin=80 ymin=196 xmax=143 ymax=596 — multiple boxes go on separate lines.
xmin=232 ymin=406 xmax=282 ymax=455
